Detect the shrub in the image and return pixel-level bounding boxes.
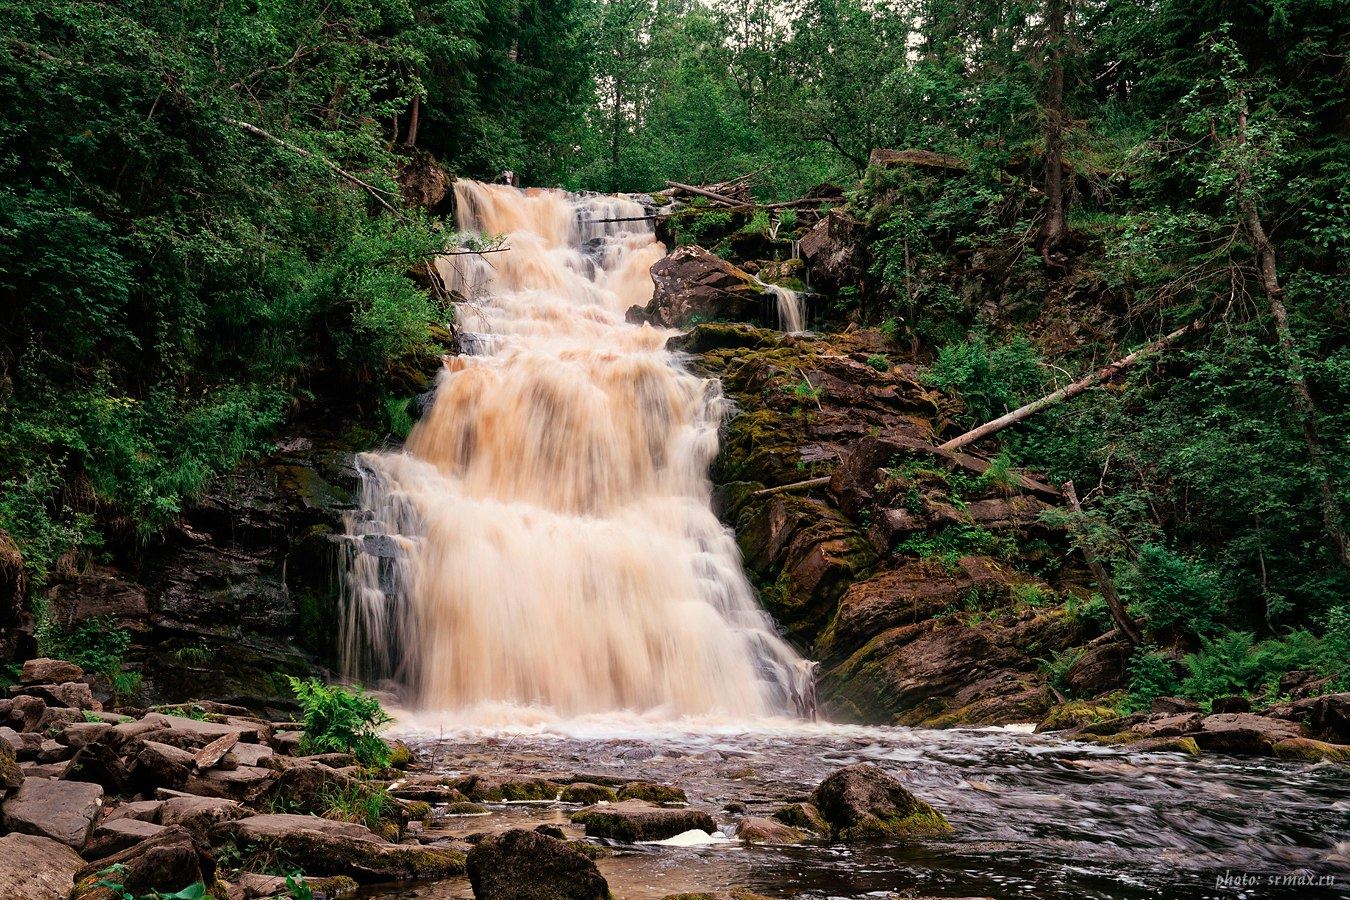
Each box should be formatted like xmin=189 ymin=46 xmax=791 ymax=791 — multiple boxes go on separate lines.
xmin=921 ymin=335 xmax=1045 ymax=426
xmin=1119 ymin=545 xmax=1226 ymax=636
xmin=36 ymin=613 xmax=131 ymax=678
xmin=287 ymin=677 xmax=392 ymax=767
xmin=1125 ymin=647 xmax=1180 ymax=711
xmin=866 ymin=354 xmax=890 ymax=372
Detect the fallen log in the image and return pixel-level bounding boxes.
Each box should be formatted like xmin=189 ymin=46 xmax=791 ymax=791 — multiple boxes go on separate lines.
xmin=665 ymin=180 xmax=745 ymax=206
xmin=938 ymin=320 xmax=1204 ymax=451
xmin=227 ymin=118 xmax=406 ymax=220
xmin=751 ymin=476 xmax=831 ymax=497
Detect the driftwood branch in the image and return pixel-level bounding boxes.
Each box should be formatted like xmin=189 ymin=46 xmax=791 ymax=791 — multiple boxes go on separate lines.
xmin=751 ymin=476 xmax=832 ymax=497
xmin=939 ymin=320 xmax=1203 ymax=451
xmin=665 ymin=180 xmax=743 ymax=206
xmin=226 ymin=118 xmax=406 ymax=220
xmin=1063 ymin=480 xmax=1142 ymax=646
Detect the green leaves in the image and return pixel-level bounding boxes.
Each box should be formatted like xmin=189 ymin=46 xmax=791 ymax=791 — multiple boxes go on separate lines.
xmin=288 ymin=676 xmax=393 ymax=767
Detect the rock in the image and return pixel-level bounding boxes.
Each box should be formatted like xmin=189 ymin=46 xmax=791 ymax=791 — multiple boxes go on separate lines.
xmin=139 ymin=712 xmax=269 ymax=746
xmin=616 ymin=781 xmax=687 ymax=804
xmin=86 ymin=817 xmax=169 ymax=857
xmin=0 ymin=736 xmax=22 ymax=789
xmin=73 ymin=826 xmax=211 ymax=898
xmin=63 ymin=741 xmax=131 ymax=792
xmin=667 ymin=322 xmax=779 ymax=354
xmin=397 ymin=150 xmax=451 ymax=213
xmin=233 ymin=873 xmax=359 ymax=899
xmin=213 ymin=814 xmax=466 ymax=882
xmin=193 ymin=730 xmax=240 ymax=770
xmin=132 ymin=740 xmax=196 ymax=791
xmin=798 ymin=209 xmax=865 ymax=290
xmin=1061 ymin=638 xmax=1130 ymax=697
xmin=0 ymin=725 xmax=20 ymax=751
xmin=1192 ymin=713 xmax=1303 ymax=755
xmin=231 ymin=743 xmax=275 ymax=767
xmin=11 ymin=681 xmax=96 ymax=710
xmin=104 ymin=800 xmax=165 ymax=823
xmin=269 ymin=762 xmax=360 ymax=812
xmin=452 ymin=773 xmax=561 ymax=802
xmin=735 ymin=816 xmax=806 ymax=844
xmin=1150 ymin=697 xmax=1200 ymax=714
xmin=2 ymin=777 xmax=103 ymax=848
xmin=570 ymin=800 xmax=717 ymax=842
xmin=0 ymin=832 xmax=85 ymax=900
xmin=810 ymin=763 xmax=950 ymax=841
xmin=159 ymin=795 xmax=247 ymax=840
xmin=1037 ymin=701 xmax=1118 ymax=732
xmin=466 ymin=828 xmax=609 ymax=900
xmin=1271 ymin=737 xmax=1350 ymax=764
xmin=1266 ymin=692 xmax=1350 ymax=743
xmin=183 ymin=765 xmax=274 ymax=803
xmin=771 ymin=802 xmax=830 ymax=834
xmin=560 ymin=782 xmax=618 ymax=804
xmin=59 ymin=722 xmax=113 ymax=749
xmin=20 ymin=658 xmax=84 ymax=685
xmin=389 ymin=774 xmax=468 ymax=804
xmin=9 ymin=694 xmax=46 ymax=731
xmin=1211 ymin=695 xmax=1251 ymax=714
xmin=38 ymin=705 xmax=85 ymax=732
xmin=534 ymin=824 xmax=567 ymax=840
xmin=644 ymin=245 xmax=764 ymax=328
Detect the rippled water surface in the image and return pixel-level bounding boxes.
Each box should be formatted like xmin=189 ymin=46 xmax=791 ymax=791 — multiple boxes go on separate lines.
xmin=360 ymin=719 xmax=1349 ymax=899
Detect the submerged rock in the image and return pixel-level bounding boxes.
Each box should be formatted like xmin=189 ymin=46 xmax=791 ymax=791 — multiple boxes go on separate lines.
xmin=466 ymin=828 xmax=609 ymax=900
xmin=570 ymin=800 xmax=717 ymax=842
xmin=735 ymin=816 xmax=806 ymax=844
xmin=810 ymin=763 xmax=950 ymax=842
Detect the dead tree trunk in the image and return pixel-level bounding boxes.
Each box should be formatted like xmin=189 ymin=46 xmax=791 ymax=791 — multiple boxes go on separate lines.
xmin=1039 ymin=0 xmax=1069 ymax=265
xmin=405 ymin=95 xmax=421 ymax=147
xmin=1063 ymin=480 xmax=1142 ymax=646
xmin=939 ymin=321 xmax=1201 ymax=452
xmin=1234 ymin=93 xmax=1349 ymax=569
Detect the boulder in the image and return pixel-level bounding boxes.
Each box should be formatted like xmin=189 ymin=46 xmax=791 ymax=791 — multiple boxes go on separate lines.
xmin=20 ymin=658 xmax=84 ymax=685
xmin=1192 ymin=713 xmax=1302 ymax=755
xmin=0 ymin=832 xmax=85 ymax=900
xmin=1150 ymin=697 xmax=1200 ymax=715
xmin=798 ymin=210 xmax=865 ymax=290
xmin=389 ymin=774 xmax=468 ymax=804
xmin=1211 ymin=695 xmax=1251 ymax=714
xmin=183 ymin=765 xmax=274 ymax=803
xmin=60 ymin=722 xmax=113 ymax=749
xmin=132 ymin=740 xmax=195 ymax=791
xmin=63 ymin=741 xmax=131 ymax=792
xmin=0 ymin=737 xmax=23 ymax=789
xmin=810 ymin=764 xmax=950 ymax=841
xmin=643 ymin=246 xmax=764 ymax=328
xmin=466 ymin=829 xmax=609 ymax=900
xmin=10 ymin=694 xmax=46 ymax=731
xmin=212 ymin=814 xmax=466 ymax=882
xmin=138 ymin=712 xmax=269 ymax=746
xmin=232 ymin=742 xmax=275 ymax=767
xmin=1271 ymin=737 xmax=1350 ymax=764
xmin=104 ymin=800 xmax=165 ymax=823
xmin=160 ymin=795 xmax=247 ymax=840
xmin=232 ymin=873 xmax=360 ymax=899
xmin=560 ymin=782 xmax=618 ymax=804
xmin=86 ymin=817 xmax=168 ymax=858
xmin=771 ymin=802 xmax=829 ymax=835
xmin=193 ymin=730 xmax=240 ymax=770
xmin=735 ymin=816 xmax=806 ymax=844
xmin=452 ymin=773 xmax=561 ymax=802
xmin=2 ymin=777 xmax=103 ymax=848
xmin=397 ymin=150 xmax=452 ymax=214
xmin=73 ymin=826 xmax=211 ymax=899
xmin=616 ymin=781 xmax=687 ymax=804
xmin=570 ymin=800 xmax=717 ymax=842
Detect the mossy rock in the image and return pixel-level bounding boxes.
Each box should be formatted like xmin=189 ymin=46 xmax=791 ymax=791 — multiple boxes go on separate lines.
xmin=445 ymin=801 xmax=489 ymax=815
xmin=771 ymin=802 xmax=829 ymax=835
xmin=562 ymin=782 xmax=618 ymax=804
xmin=1272 ymin=737 xmax=1350 ymax=763
xmin=811 ymin=763 xmax=952 ymax=842
xmin=453 ymin=774 xmax=561 ymax=802
xmin=1039 ymin=700 xmax=1119 ymax=732
xmin=566 ymin=839 xmax=611 ymax=859
xmin=616 ymin=781 xmax=687 ymax=804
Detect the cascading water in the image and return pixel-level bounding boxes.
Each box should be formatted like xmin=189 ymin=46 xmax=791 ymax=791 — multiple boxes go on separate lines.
xmin=765 ymin=283 xmax=806 ymax=333
xmin=340 ymin=182 xmax=812 ymax=722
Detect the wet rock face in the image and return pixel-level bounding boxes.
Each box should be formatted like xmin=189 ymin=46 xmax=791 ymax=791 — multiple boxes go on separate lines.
xmin=810 ymin=763 xmax=950 ymax=842
xmin=798 ymin=210 xmax=866 ymax=291
xmin=466 ymin=829 xmax=610 ymax=900
xmin=640 ymin=246 xmax=765 ymax=328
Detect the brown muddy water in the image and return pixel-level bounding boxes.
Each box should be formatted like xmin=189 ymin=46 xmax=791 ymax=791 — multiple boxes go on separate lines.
xmin=358 ymin=719 xmax=1350 ymax=900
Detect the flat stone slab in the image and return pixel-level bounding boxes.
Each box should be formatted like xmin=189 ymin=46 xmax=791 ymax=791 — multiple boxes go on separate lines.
xmin=0 ymin=832 xmax=85 ymax=899
xmin=2 ymin=777 xmax=103 ymax=848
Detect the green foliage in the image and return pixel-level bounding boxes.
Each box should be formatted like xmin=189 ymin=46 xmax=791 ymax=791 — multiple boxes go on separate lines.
xmin=1119 ymin=545 xmax=1226 ymax=637
xmin=287 ymin=677 xmax=392 ymax=767
xmin=285 ymin=874 xmax=315 ymax=900
xmin=922 ymin=336 xmax=1045 ymax=427
xmin=385 ymin=396 xmax=416 ymax=441
xmin=865 ymin=354 xmax=890 ymax=372
xmin=1125 ymin=648 xmax=1181 ymax=712
xmin=35 ymin=613 xmax=130 ymax=678
xmin=94 ymin=866 xmax=206 ymax=900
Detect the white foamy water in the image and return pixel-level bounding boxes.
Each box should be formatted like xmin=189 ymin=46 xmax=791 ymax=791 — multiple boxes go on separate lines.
xmin=340 ymin=182 xmax=812 ymax=722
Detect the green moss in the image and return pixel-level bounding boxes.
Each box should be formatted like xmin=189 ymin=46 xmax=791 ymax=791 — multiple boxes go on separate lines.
xmin=837 ymin=805 xmax=952 ymax=841
xmin=445 ymin=801 xmax=489 ymax=814
xmin=771 ymin=802 xmax=829 ymax=834
xmin=562 ymin=783 xmax=618 ymax=804
xmin=1272 ymin=737 xmax=1350 ymax=763
xmin=1039 ymin=700 xmax=1118 ymax=731
xmin=566 ymin=840 xmax=611 ymax=859
xmin=617 ymin=782 xmax=686 ymax=804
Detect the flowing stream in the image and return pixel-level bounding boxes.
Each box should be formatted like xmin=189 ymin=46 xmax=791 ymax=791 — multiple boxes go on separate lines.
xmin=340 ymin=182 xmax=810 ymax=721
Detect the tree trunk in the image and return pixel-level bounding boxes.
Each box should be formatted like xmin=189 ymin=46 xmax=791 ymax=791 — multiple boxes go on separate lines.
xmin=1039 ymin=0 xmax=1068 ymax=265
xmin=405 ymin=94 xmax=421 ymax=147
xmin=1063 ymin=480 xmax=1142 ymax=646
xmin=1235 ymin=93 xmax=1350 ymax=569
xmin=939 ymin=320 xmax=1201 ymax=451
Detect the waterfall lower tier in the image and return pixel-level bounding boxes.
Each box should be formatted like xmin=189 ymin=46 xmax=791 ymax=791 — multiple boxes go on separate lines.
xmin=340 ymin=182 xmax=811 ymax=721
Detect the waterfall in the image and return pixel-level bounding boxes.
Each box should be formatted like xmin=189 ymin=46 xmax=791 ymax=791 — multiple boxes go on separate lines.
xmin=765 ymin=283 xmax=806 ymax=333
xmin=339 ymin=181 xmax=811 ymax=721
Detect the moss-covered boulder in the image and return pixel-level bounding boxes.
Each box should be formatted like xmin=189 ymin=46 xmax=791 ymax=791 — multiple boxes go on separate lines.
xmin=571 ymin=800 xmax=717 ymax=842
xmin=810 ymin=763 xmax=950 ymax=842
xmin=452 ymin=773 xmax=561 ymax=802
xmin=616 ymin=781 xmax=687 ymax=804
xmin=1038 ymin=700 xmax=1120 ymax=732
xmin=1272 ymin=736 xmax=1350 ymax=763
xmin=467 ymin=829 xmax=609 ymax=900
xmin=561 ymin=782 xmax=618 ymax=804
xmin=771 ymin=801 xmax=830 ymax=835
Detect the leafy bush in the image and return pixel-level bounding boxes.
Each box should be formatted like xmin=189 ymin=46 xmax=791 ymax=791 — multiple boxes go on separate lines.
xmin=287 ymin=677 xmax=392 ymax=767
xmin=866 ymin=354 xmax=890 ymax=372
xmin=1119 ymin=545 xmax=1226 ymax=637
xmin=922 ymin=335 xmax=1045 ymax=426
xmin=1125 ymin=647 xmax=1181 ymax=711
xmin=36 ymin=613 xmax=131 ymax=678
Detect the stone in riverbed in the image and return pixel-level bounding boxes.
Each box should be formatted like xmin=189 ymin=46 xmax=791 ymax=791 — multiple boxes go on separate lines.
xmin=212 ymin=813 xmax=466 ymax=882
xmin=0 ymin=832 xmax=85 ymax=900
xmin=560 ymin=782 xmax=617 ymax=804
xmin=771 ymin=802 xmax=829 ymax=834
xmin=2 ymin=777 xmax=103 ymax=848
xmin=1192 ymin=713 xmax=1302 ymax=755
xmin=736 ymin=816 xmax=806 ymax=844
xmin=453 ymin=773 xmax=561 ymax=802
xmin=570 ymin=800 xmax=717 ymax=842
xmin=810 ymin=763 xmax=950 ymax=842
xmin=616 ymin=781 xmax=687 ymax=804
xmin=1271 ymin=736 xmax=1350 ymax=763
xmin=467 ymin=828 xmax=609 ymax=900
